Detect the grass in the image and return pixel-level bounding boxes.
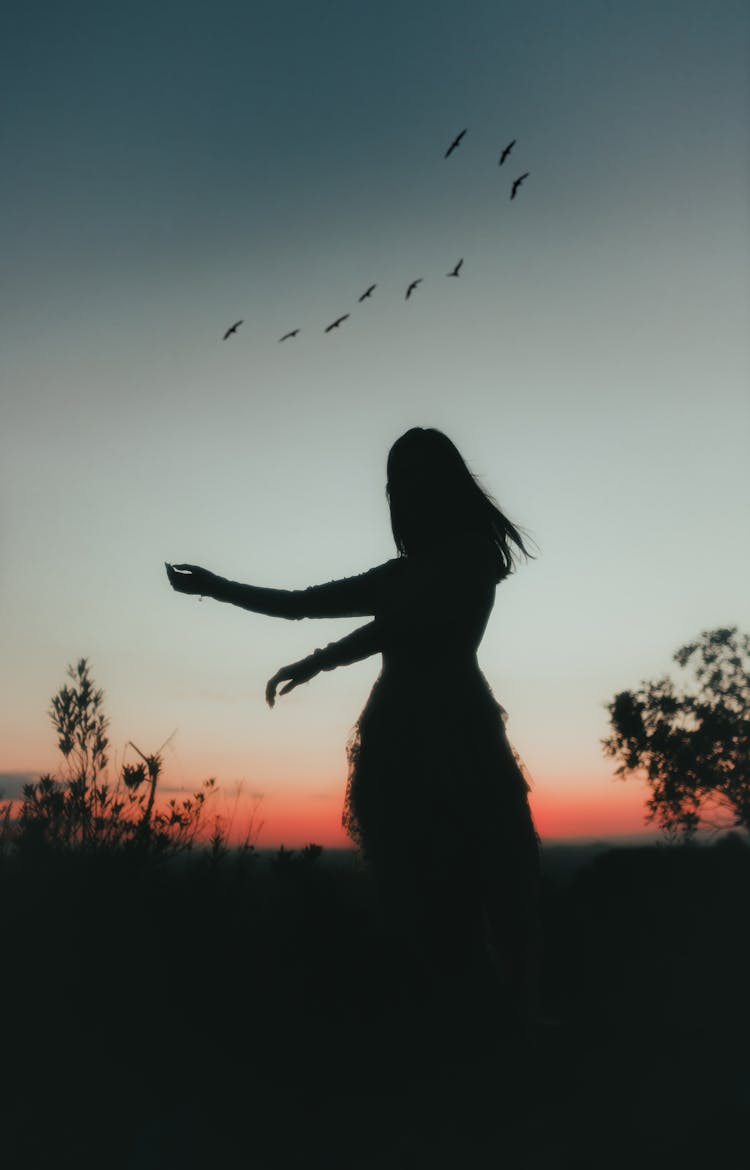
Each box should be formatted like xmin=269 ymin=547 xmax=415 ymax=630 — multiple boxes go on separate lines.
xmin=1 ymin=836 xmax=748 ymax=1169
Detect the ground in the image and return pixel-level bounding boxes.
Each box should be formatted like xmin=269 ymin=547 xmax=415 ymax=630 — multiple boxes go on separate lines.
xmin=1 ymin=840 xmax=747 ymax=1168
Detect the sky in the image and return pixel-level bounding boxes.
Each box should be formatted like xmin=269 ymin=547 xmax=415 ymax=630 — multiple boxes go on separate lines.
xmin=1 ymin=0 xmax=748 ymax=847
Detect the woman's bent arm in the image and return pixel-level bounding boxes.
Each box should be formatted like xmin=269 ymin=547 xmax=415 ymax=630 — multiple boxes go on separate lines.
xmin=314 ymin=621 xmax=383 ymax=669
xmin=266 ymin=621 xmax=383 ymax=706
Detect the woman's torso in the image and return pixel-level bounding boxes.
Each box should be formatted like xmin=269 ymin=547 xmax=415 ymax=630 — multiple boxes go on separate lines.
xmin=374 ymin=534 xmax=498 ymax=681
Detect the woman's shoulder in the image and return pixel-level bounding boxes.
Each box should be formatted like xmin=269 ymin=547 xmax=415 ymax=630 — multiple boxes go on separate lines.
xmin=356 ymin=556 xmax=406 ymax=595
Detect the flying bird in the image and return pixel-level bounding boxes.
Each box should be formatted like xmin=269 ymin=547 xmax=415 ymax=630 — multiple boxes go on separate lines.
xmin=499 ymin=139 xmax=516 ymax=165
xmin=447 ymin=259 xmax=463 ymax=278
xmin=222 ymin=320 xmax=242 ymax=340
xmin=510 ymin=172 xmax=529 ymax=200
xmin=358 ymin=284 xmax=377 ymax=302
xmin=444 ymin=128 xmax=467 ymax=158
xmin=324 ymin=314 xmax=350 ymax=332
xmin=405 ymin=279 xmax=423 ymax=300
xmin=278 ymin=329 xmax=299 ymax=342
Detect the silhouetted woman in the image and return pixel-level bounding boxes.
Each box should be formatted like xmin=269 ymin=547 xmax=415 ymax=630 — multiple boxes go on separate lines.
xmin=166 ymin=427 xmax=541 ymax=1025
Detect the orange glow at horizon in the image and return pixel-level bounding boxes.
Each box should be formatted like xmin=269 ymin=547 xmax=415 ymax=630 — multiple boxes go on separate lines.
xmin=4 ymin=753 xmax=655 ymax=848
xmin=214 ymin=775 xmax=654 ymax=849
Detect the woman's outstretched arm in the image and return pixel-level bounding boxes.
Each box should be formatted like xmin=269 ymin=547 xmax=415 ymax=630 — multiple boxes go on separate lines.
xmin=265 ymin=620 xmax=382 ymax=707
xmin=165 ymin=562 xmax=396 ymax=619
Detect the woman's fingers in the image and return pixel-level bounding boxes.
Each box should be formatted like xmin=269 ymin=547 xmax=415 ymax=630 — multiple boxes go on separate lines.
xmin=266 ymin=663 xmax=308 ymax=707
xmin=265 ymin=671 xmax=284 ymax=707
xmin=166 ymin=563 xmax=211 ymax=594
xmin=166 ymin=563 xmax=190 ymax=591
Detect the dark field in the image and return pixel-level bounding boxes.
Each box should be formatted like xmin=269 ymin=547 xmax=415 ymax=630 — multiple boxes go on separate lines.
xmin=1 ymin=838 xmax=748 ymax=1169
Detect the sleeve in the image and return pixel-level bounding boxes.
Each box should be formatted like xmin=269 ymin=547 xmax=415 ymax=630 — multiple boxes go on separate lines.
xmin=308 ymin=534 xmax=498 ymax=669
xmin=313 ymin=621 xmax=383 ymax=670
xmin=211 ymin=559 xmax=401 ymax=620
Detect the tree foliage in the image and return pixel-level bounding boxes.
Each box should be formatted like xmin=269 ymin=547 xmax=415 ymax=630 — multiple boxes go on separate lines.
xmin=603 ymin=627 xmax=750 ymax=841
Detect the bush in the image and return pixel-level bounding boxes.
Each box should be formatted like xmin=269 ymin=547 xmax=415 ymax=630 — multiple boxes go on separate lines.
xmin=2 ymin=658 xmax=228 ymax=861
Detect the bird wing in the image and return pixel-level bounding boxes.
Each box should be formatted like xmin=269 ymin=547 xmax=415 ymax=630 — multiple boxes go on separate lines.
xmin=445 ymin=128 xmax=466 ymax=156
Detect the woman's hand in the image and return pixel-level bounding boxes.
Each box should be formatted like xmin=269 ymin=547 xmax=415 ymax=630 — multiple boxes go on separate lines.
xmin=165 ymin=562 xmax=221 ymax=598
xmin=266 ymin=656 xmax=320 ymax=708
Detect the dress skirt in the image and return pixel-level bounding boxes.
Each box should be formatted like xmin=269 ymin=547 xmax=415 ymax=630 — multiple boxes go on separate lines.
xmin=342 ymin=662 xmax=541 ymax=963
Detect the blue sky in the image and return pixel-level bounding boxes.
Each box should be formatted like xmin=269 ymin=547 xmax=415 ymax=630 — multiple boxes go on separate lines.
xmin=1 ymin=0 xmax=748 ymax=842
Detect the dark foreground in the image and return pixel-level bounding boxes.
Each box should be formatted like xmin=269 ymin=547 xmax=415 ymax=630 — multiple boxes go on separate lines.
xmin=1 ymin=838 xmax=748 ymax=1169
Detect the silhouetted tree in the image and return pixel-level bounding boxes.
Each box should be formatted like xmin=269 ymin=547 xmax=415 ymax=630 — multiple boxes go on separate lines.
xmin=603 ymin=627 xmax=750 ymax=841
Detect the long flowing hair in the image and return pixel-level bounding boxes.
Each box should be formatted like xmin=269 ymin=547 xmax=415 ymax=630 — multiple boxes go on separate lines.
xmin=386 ymin=427 xmax=535 ymax=582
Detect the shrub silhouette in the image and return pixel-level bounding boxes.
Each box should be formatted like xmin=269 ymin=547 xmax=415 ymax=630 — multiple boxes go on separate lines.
xmin=3 ymin=657 xmax=222 ymax=859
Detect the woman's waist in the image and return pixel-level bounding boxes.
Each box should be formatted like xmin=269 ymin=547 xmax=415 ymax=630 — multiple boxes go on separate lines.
xmin=380 ymin=649 xmax=482 ymax=676
xmin=359 ymin=663 xmax=506 ymax=733
xmin=376 ymin=653 xmax=498 ymax=698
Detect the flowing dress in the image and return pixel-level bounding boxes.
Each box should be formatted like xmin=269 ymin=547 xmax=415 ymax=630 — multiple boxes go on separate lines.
xmin=275 ymin=532 xmax=542 ymax=962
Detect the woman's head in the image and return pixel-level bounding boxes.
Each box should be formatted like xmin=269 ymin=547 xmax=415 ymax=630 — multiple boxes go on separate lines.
xmin=386 ymin=427 xmax=533 ymax=580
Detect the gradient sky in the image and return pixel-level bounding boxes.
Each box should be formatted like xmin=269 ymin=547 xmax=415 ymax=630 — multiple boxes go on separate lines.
xmin=2 ymin=0 xmax=748 ymax=846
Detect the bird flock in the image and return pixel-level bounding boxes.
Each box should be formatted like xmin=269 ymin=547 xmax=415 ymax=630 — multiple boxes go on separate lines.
xmin=222 ymin=128 xmax=530 ymax=344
